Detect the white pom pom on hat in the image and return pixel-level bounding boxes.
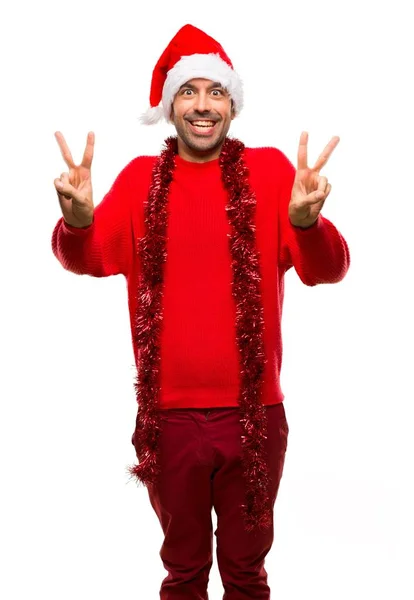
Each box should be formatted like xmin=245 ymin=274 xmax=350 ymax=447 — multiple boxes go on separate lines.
xmin=140 ymin=24 xmax=243 ymax=125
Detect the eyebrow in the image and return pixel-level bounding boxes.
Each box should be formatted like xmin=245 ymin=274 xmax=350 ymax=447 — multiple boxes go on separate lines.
xmin=178 ymin=81 xmax=227 ymax=91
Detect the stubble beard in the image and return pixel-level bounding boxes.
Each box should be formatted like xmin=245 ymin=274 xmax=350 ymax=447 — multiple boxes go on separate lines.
xmin=172 ymin=115 xmax=231 ymax=156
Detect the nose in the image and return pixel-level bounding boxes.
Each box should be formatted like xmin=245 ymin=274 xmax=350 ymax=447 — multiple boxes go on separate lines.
xmin=193 ymin=90 xmax=211 ymax=113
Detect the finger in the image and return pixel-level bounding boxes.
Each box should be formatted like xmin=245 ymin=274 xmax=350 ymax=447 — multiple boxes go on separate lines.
xmin=307 ymin=182 xmax=332 ymax=205
xmin=297 ymin=131 xmax=308 ymax=171
xmin=306 ymin=189 xmax=327 ymax=205
xmin=55 ymin=131 xmax=76 ymax=168
xmin=54 ymin=177 xmax=71 ymax=198
xmin=317 ymin=176 xmax=328 ymax=193
xmin=325 ymin=183 xmax=332 ymax=198
xmin=59 ymin=172 xmax=71 ymax=197
xmin=313 ymin=136 xmax=340 ymax=172
xmin=54 ymin=177 xmax=84 ymax=204
xmin=81 ymin=131 xmax=95 ymax=169
xmin=54 ymin=178 xmax=70 ymax=202
xmin=55 ymin=174 xmax=68 ymax=191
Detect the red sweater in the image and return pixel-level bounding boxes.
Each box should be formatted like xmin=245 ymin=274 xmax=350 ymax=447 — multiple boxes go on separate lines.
xmin=52 ymin=146 xmax=350 ymax=409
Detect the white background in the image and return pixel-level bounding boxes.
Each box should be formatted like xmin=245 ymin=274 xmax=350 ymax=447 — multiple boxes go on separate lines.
xmin=1 ymin=0 xmax=412 ymax=598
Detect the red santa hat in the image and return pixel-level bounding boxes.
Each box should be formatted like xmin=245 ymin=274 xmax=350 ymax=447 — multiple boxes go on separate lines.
xmin=141 ymin=24 xmax=244 ymax=125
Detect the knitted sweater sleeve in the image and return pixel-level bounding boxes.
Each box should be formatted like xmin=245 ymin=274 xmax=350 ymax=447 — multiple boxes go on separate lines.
xmin=276 ymin=149 xmax=350 ymax=285
xmin=51 ymin=160 xmax=135 ymax=278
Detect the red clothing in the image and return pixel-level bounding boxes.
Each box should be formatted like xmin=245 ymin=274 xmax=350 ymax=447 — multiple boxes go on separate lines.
xmin=52 ymin=146 xmax=350 ymax=409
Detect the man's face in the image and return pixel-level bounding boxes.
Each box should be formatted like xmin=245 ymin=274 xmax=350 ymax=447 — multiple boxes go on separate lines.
xmin=170 ymin=78 xmax=235 ymax=161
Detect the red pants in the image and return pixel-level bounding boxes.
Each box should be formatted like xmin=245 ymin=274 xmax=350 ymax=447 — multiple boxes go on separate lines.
xmin=144 ymin=402 xmax=289 ymax=599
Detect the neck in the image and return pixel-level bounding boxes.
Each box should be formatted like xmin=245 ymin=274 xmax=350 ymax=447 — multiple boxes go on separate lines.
xmin=176 ymin=137 xmax=224 ymax=163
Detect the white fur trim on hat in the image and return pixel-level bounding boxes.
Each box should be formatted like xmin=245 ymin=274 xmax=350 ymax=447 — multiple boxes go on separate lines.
xmin=163 ymin=53 xmax=243 ymax=122
xmin=140 ymin=105 xmax=164 ymax=125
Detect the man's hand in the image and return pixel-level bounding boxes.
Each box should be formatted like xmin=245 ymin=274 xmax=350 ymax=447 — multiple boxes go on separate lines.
xmin=289 ymin=131 xmax=339 ymax=229
xmin=54 ymin=131 xmax=95 ymax=228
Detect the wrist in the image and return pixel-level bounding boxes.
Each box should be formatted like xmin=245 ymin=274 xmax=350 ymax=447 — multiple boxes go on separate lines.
xmin=289 ymin=216 xmax=319 ymax=230
xmin=62 ymin=217 xmax=94 ymax=236
xmin=63 ymin=218 xmax=93 ymax=229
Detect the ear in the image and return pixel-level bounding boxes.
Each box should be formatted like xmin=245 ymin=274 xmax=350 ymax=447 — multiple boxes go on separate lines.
xmin=230 ymin=98 xmax=236 ymax=120
xmin=169 ymin=96 xmax=177 ymax=122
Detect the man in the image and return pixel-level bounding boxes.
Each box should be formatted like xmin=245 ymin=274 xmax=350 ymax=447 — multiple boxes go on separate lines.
xmin=52 ymin=24 xmax=350 ymax=600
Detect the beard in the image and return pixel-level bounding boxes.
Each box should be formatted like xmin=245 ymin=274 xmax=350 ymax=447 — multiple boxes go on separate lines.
xmin=172 ymin=111 xmax=232 ymax=156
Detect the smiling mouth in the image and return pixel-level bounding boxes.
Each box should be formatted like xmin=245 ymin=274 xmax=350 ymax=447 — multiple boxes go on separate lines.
xmin=187 ymin=120 xmax=218 ymax=135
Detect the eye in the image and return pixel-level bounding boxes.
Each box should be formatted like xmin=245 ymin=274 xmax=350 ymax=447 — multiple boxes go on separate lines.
xmin=183 ymin=89 xmax=193 ymax=95
xmin=211 ymin=89 xmax=224 ymax=96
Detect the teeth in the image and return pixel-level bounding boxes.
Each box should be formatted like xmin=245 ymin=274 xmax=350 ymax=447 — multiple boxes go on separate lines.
xmin=192 ymin=121 xmax=215 ymax=127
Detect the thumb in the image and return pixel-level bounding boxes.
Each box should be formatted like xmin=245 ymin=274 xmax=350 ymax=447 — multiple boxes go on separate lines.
xmin=54 ymin=177 xmax=85 ymax=205
xmin=54 ymin=178 xmax=69 ymax=198
xmin=307 ymin=189 xmax=325 ymax=205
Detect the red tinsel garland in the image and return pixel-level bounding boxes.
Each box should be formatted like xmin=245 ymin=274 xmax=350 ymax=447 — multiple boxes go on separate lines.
xmin=128 ymin=136 xmax=272 ymax=533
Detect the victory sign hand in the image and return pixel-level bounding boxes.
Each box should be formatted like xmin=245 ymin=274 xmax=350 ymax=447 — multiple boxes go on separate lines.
xmin=54 ymin=131 xmax=95 ymax=228
xmin=289 ymin=131 xmax=340 ymax=228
